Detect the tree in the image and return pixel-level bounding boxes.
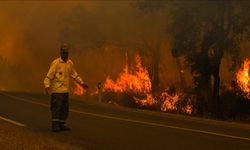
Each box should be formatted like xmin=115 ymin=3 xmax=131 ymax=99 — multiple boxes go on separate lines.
xmin=170 ymin=1 xmax=250 ymax=116
xmin=132 ymin=0 xmax=168 ymax=94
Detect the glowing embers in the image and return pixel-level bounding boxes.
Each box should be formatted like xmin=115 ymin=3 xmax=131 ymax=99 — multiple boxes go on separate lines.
xmin=159 ymin=90 xmax=192 ymax=115
xmin=134 ymin=94 xmax=157 ymax=106
xmin=236 ymin=59 xmax=250 ymax=99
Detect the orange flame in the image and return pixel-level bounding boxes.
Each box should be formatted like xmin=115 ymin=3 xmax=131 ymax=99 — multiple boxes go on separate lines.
xmin=73 ymin=83 xmax=85 ymax=95
xmin=134 ymin=94 xmax=158 ymax=106
xmin=159 ymin=91 xmax=192 ymax=115
xmin=102 ymin=54 xmax=151 ymax=93
xmin=236 ymin=59 xmax=250 ymax=99
xmin=182 ymin=104 xmax=192 ymax=115
xmin=160 ymin=92 xmax=179 ymax=111
xmin=102 ymin=53 xmax=192 ymax=114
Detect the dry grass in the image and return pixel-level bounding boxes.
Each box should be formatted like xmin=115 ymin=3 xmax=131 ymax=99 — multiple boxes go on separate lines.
xmin=0 ymin=121 xmax=85 ymax=150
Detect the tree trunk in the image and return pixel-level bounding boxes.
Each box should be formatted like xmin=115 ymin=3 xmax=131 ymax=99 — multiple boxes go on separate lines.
xmin=175 ymin=57 xmax=186 ymax=90
xmin=213 ymin=66 xmax=220 ymax=99
xmin=152 ymin=46 xmax=160 ymax=95
xmin=212 ymin=63 xmax=221 ymax=118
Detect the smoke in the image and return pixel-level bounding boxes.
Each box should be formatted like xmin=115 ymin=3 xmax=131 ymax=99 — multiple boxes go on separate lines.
xmin=0 ymin=1 xmax=172 ymax=92
xmin=2 ymin=1 xmax=242 ymax=92
xmin=0 ymin=1 xmax=91 ymax=91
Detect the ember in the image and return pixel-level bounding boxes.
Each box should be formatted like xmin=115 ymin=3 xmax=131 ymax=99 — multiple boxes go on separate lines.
xmin=160 ymin=92 xmax=180 ymax=112
xmin=134 ymin=94 xmax=157 ymax=106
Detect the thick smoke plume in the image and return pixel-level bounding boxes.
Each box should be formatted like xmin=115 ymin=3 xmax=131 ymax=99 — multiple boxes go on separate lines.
xmin=0 ymin=1 xmax=246 ymax=92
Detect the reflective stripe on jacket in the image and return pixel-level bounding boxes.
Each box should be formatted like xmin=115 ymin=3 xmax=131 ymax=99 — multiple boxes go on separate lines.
xmin=44 ymin=57 xmax=84 ymax=93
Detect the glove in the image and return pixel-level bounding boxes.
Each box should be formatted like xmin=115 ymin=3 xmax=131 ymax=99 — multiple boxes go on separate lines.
xmin=81 ymin=83 xmax=89 ymax=89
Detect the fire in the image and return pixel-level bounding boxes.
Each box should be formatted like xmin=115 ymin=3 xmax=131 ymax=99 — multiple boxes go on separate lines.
xmin=159 ymin=90 xmax=192 ymax=115
xmin=72 ymin=83 xmax=85 ymax=95
xmin=182 ymin=104 xmax=192 ymax=115
xmin=236 ymin=59 xmax=250 ymax=98
xmin=134 ymin=94 xmax=157 ymax=106
xmin=102 ymin=54 xmax=151 ymax=93
xmin=160 ymin=92 xmax=179 ymax=112
xmin=102 ymin=53 xmax=193 ymax=114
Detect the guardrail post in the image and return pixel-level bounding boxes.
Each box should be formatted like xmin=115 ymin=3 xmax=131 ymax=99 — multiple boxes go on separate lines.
xmin=98 ymin=82 xmax=102 ymax=102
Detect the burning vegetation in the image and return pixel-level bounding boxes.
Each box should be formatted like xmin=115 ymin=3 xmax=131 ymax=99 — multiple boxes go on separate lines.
xmin=100 ymin=53 xmax=193 ymax=115
xmin=236 ymin=59 xmax=250 ymax=99
xmin=102 ymin=54 xmax=151 ymax=94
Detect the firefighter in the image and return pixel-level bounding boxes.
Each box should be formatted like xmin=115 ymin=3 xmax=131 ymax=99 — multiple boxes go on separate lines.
xmin=44 ymin=44 xmax=88 ymax=132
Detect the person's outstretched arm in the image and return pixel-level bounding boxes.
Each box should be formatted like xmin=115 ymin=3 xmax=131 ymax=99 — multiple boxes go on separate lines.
xmin=70 ymin=61 xmax=88 ymax=89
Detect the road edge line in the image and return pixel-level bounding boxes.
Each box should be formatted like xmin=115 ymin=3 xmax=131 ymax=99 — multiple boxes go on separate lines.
xmin=0 ymin=116 xmax=26 ymax=127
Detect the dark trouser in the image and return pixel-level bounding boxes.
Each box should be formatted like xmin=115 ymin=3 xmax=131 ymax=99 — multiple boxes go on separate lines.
xmin=50 ymin=93 xmax=69 ymax=129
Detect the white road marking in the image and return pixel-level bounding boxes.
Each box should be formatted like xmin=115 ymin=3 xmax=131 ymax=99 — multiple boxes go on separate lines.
xmin=0 ymin=115 xmax=26 ymax=127
xmin=1 ymin=92 xmax=250 ymax=141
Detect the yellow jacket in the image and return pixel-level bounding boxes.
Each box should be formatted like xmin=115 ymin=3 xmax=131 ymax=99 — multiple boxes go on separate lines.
xmin=44 ymin=57 xmax=84 ymax=93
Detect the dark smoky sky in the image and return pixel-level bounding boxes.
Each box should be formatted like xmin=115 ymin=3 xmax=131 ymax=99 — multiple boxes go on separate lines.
xmin=0 ymin=1 xmax=248 ymax=92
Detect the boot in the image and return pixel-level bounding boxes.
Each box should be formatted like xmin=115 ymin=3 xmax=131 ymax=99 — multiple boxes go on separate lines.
xmin=52 ymin=123 xmax=61 ymax=132
xmin=60 ymin=123 xmax=70 ymax=131
xmin=52 ymin=125 xmax=61 ymax=132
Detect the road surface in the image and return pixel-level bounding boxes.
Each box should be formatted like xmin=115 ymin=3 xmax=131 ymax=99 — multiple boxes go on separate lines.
xmin=0 ymin=91 xmax=250 ymax=150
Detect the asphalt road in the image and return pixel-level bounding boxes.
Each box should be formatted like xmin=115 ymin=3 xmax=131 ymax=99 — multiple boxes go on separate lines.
xmin=0 ymin=91 xmax=250 ymax=150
